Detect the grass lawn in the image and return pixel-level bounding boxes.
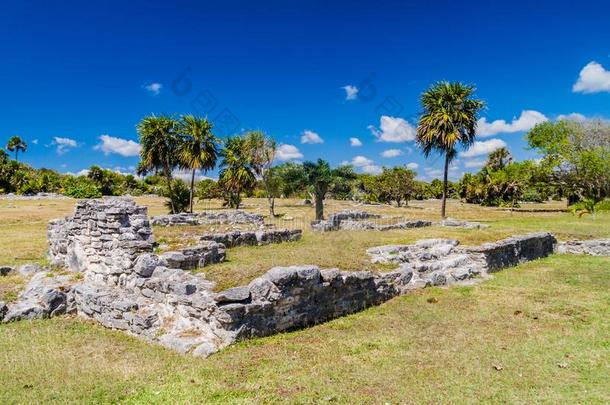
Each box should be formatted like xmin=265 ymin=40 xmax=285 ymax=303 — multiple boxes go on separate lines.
xmin=0 ymin=197 xmax=608 ymax=403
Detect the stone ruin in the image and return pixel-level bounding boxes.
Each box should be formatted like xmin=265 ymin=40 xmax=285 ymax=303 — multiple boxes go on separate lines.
xmin=0 ymin=198 xmax=605 ymax=357
xmin=311 ymin=210 xmax=488 ymax=232
xmin=556 ymin=239 xmax=610 ymax=256
xmin=151 ymin=210 xmax=264 ymax=227
xmin=200 ymin=229 xmax=302 ymax=248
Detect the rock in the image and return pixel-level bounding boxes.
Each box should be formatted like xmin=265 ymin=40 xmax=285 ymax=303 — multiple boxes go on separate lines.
xmin=4 ymin=272 xmax=71 ymax=321
xmin=215 ymin=286 xmax=251 ymax=304
xmin=0 ymin=301 xmax=7 ymax=320
xmin=133 ymin=253 xmax=160 ymax=277
xmin=0 ymin=266 xmax=15 ymax=276
xmin=556 ymin=239 xmax=610 ymax=256
xmin=439 ymin=217 xmax=489 ymax=229
xmin=17 ymin=264 xmax=44 ymax=277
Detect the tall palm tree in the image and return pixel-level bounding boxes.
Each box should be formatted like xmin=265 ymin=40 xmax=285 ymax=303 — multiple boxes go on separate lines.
xmin=137 ymin=115 xmax=180 ymax=213
xmin=177 ymin=115 xmax=218 ymax=213
xmin=486 ymin=147 xmax=512 ymax=170
xmin=244 ymin=130 xmax=277 ymax=215
xmin=219 ymin=136 xmax=256 ymax=209
xmin=7 ymin=136 xmax=27 ymax=163
xmin=416 ymin=81 xmax=484 ymax=218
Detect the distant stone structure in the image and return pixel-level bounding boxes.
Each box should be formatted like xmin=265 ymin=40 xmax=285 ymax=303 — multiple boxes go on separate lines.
xmin=1 ymin=198 xmax=601 ymax=358
xmin=311 ymin=210 xmax=487 ymax=232
xmin=151 ymin=210 xmax=264 ymax=227
xmin=556 ymin=239 xmax=610 ymax=256
xmin=200 ymin=229 xmax=302 ymax=248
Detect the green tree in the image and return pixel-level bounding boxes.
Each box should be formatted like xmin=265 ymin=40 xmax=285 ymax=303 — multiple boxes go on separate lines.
xmin=177 ymin=115 xmax=218 ymax=213
xmin=527 ymin=119 xmax=610 ymax=205
xmin=7 ymin=136 xmax=27 ymax=163
xmin=486 ymin=147 xmax=512 ymax=170
xmin=244 ymin=131 xmax=278 ymax=215
xmin=376 ymin=166 xmax=417 ymax=206
xmin=416 ymin=81 xmax=484 ymax=218
xmin=137 ymin=115 xmax=180 ymax=213
xmin=302 ymin=159 xmax=355 ymax=220
xmin=219 ymin=136 xmax=256 ymax=209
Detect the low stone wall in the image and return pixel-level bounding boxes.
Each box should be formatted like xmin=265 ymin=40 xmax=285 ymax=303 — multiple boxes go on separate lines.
xmin=311 ymin=210 xmax=487 ymax=232
xmin=159 ymin=241 xmax=226 ymax=270
xmin=464 ymin=233 xmax=556 ymax=272
xmin=556 ymin=239 xmax=610 ymax=256
xmin=151 ymin=210 xmax=264 ymax=227
xmin=200 ymin=229 xmax=302 ymax=248
xmin=0 ymin=198 xmax=570 ymax=358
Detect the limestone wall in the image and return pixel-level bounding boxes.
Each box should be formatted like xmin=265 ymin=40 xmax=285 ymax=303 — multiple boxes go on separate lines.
xmin=151 ymin=210 xmax=264 ymax=227
xmin=464 ymin=233 xmax=556 ymax=272
xmin=200 ymin=229 xmax=302 ymax=248
xmin=556 ymin=239 xmax=610 ymax=256
xmin=47 ymin=199 xmax=155 ymax=284
xmin=3 ymin=198 xmax=563 ymax=358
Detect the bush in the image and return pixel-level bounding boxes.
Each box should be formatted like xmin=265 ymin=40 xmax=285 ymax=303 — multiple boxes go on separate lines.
xmin=61 ymin=176 xmax=102 ymax=198
xmin=164 ymin=179 xmax=190 ymax=213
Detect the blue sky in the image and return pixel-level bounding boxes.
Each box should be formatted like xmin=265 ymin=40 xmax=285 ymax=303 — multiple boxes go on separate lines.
xmin=1 ymin=0 xmax=610 ymax=180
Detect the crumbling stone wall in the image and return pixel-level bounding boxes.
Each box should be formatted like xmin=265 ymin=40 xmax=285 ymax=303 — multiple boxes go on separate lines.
xmin=200 ymin=229 xmax=302 ymax=248
xmin=1 ymin=198 xmax=566 ymax=358
xmin=151 ymin=210 xmax=264 ymax=227
xmin=311 ymin=210 xmax=487 ymax=232
xmin=47 ymin=199 xmax=154 ymax=284
xmin=556 ymin=239 xmax=610 ymax=256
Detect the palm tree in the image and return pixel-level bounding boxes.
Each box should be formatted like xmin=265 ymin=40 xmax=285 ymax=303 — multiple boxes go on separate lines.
xmin=303 ymin=159 xmax=356 ymax=220
xmin=486 ymin=147 xmax=512 ymax=170
xmin=244 ymin=131 xmax=277 ymax=215
xmin=416 ymin=81 xmax=484 ymax=218
xmin=219 ymin=136 xmax=256 ymax=209
xmin=177 ymin=115 xmax=218 ymax=213
xmin=7 ymin=136 xmax=27 ymax=163
xmin=137 ymin=115 xmax=180 ymax=213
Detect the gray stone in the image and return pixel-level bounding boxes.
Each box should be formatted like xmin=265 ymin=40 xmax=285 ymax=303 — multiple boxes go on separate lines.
xmin=17 ymin=264 xmax=44 ymax=277
xmin=3 ymin=272 xmax=71 ymax=322
xmin=215 ymin=286 xmax=251 ymax=303
xmin=556 ymin=239 xmax=610 ymax=256
xmin=133 ymin=253 xmax=160 ymax=277
xmin=0 ymin=301 xmax=7 ymax=320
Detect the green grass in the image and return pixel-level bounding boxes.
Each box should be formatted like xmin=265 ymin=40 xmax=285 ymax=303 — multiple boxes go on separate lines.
xmin=1 ymin=197 xmax=609 ymax=403
xmin=1 ymin=255 xmax=608 ymax=404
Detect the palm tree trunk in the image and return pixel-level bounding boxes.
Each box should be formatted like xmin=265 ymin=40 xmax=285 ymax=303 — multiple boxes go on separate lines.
xmin=268 ymin=196 xmax=275 ymax=216
xmin=441 ymin=153 xmax=449 ymax=218
xmin=15 ymin=150 xmax=18 ymax=163
xmin=189 ymin=169 xmax=196 ymax=213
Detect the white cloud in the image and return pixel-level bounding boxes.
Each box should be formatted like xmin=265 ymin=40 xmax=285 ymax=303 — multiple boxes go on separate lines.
xmin=573 ymin=61 xmax=610 ymax=93
xmin=52 ymin=137 xmax=78 ymax=155
xmin=342 ymin=85 xmax=359 ymax=100
xmin=347 ymin=155 xmax=382 ymax=175
xmin=173 ymin=169 xmax=215 ymax=182
xmin=476 ymin=110 xmax=548 ymax=137
xmin=460 ymin=139 xmax=507 ymax=158
xmin=144 ymin=82 xmax=163 ymax=95
xmin=406 ymin=162 xmax=419 ymax=169
xmin=557 ymin=112 xmax=587 ymax=122
xmin=368 ymin=115 xmax=416 ymax=143
xmin=276 ymin=144 xmax=303 ymax=161
xmin=350 ymin=155 xmax=374 ymax=167
xmin=31 ymin=139 xmax=38 ymax=145
xmin=464 ymin=159 xmax=487 ymax=168
xmin=300 ymin=130 xmax=324 ymax=144
xmin=381 ymin=149 xmax=403 ymax=158
xmin=350 ymin=137 xmax=362 ymax=147
xmin=94 ymin=135 xmax=141 ymax=157
xmin=362 ymin=164 xmax=382 ymax=174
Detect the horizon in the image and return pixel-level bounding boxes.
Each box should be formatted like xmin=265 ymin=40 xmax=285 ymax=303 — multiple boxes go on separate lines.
xmin=1 ymin=0 xmax=610 ymax=180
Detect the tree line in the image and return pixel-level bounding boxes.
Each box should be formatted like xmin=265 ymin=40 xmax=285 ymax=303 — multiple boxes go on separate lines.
xmin=1 ymin=81 xmax=609 ymax=218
